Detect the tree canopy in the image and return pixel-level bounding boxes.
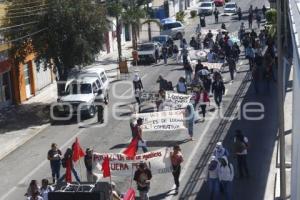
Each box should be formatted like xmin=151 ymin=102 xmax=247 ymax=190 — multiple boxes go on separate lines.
xmin=4 ymin=0 xmax=107 ymax=80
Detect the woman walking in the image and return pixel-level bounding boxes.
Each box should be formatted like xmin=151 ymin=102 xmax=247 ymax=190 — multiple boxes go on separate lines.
xmin=207 ymin=156 xmax=220 ymax=200
xmin=170 ymin=145 xmax=184 ymax=191
xmin=218 ymin=156 xmax=234 ymax=200
xmin=199 ymin=88 xmax=210 ymax=121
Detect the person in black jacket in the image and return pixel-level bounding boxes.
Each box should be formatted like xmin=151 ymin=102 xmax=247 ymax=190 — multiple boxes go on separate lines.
xmin=212 ymin=73 xmax=225 ymax=108
xmin=84 ymin=148 xmax=97 ymax=183
xmin=133 ymin=73 xmax=143 ymax=91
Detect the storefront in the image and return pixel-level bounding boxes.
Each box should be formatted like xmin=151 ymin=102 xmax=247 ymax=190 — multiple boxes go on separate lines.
xmin=0 ymin=60 xmax=12 ymax=108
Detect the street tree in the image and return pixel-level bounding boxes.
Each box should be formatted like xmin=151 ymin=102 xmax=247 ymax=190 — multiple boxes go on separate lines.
xmin=122 ymin=0 xmax=146 ymax=50
xmin=107 ymin=0 xmax=123 ymax=62
xmin=4 ymin=0 xmax=107 ymax=94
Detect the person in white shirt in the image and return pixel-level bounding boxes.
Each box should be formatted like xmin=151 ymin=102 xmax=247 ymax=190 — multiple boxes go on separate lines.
xmin=40 ymin=179 xmax=53 ymax=200
xmin=207 ymin=156 xmax=220 ymax=200
xmin=218 ymin=156 xmax=234 ymax=200
xmin=233 ymin=129 xmax=249 ymax=178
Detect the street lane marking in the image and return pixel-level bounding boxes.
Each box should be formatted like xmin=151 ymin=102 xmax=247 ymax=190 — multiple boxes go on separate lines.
xmin=165 ymin=110 xmax=219 ymax=200
xmin=0 ymin=129 xmax=85 ymax=200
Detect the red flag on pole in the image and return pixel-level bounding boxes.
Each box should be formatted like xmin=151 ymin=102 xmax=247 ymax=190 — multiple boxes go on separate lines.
xmin=72 ymin=137 xmax=85 ymax=162
xmin=123 ymin=188 xmax=136 ymax=200
xmin=102 ymin=156 xmax=111 ymax=178
xmin=123 ymin=137 xmax=138 ymax=158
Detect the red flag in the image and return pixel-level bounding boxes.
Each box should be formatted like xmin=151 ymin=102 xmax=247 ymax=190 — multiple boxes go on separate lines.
xmin=102 ymin=156 xmax=111 ymax=178
xmin=72 ymin=137 xmax=85 ymax=162
xmin=123 ymin=188 xmax=136 ymax=200
xmin=123 ymin=137 xmax=138 ymax=158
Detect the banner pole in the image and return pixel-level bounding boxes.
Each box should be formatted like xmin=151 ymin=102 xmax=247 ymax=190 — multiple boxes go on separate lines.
xmin=130 ymin=163 xmax=134 ymax=188
xmin=109 ymin=175 xmax=113 ymax=200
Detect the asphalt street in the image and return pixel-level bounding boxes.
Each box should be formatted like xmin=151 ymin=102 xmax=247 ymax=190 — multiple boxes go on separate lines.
xmin=0 ymin=0 xmax=270 ymax=199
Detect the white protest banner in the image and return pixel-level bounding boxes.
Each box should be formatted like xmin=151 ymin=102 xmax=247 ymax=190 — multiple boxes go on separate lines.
xmin=94 ymin=148 xmax=173 ymax=177
xmin=201 ymin=62 xmax=224 ymax=70
xmin=140 ymin=91 xmax=159 ymax=102
xmin=164 ymin=91 xmax=192 ymax=110
xmin=133 ymin=110 xmax=186 ymax=132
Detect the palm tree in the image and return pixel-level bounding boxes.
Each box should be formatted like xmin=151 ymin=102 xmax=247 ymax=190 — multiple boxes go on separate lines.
xmin=122 ymin=0 xmax=146 ymax=50
xmin=107 ymin=0 xmax=123 ymax=62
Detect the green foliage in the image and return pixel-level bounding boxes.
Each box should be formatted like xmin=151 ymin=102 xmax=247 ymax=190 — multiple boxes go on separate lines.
xmin=190 ymin=10 xmax=197 ymax=18
xmin=266 ymin=9 xmax=277 ymax=24
xmin=4 ymin=0 xmax=107 ymax=79
xmin=176 ymin=11 xmax=187 ymax=23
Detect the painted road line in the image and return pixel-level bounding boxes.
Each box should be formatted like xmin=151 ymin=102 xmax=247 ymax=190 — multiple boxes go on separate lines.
xmin=0 ymin=128 xmax=86 ymax=200
xmin=165 ymin=110 xmax=219 ymax=200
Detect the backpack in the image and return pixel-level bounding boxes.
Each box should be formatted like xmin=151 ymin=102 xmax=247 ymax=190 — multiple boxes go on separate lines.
xmin=234 ymin=140 xmax=247 ymax=153
xmin=61 ymin=158 xmax=67 ymax=168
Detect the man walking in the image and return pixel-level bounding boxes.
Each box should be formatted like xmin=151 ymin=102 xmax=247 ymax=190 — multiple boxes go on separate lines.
xmin=233 ymin=130 xmax=249 ymax=178
xmin=134 ymin=163 xmax=152 ymax=200
xmin=227 ymin=55 xmax=236 ymax=82
xmin=248 ymin=13 xmax=253 ymax=29
xmin=84 ymin=148 xmax=97 ymax=182
xmin=132 ymin=118 xmax=148 ymax=153
xmin=212 ymin=73 xmax=225 ymax=109
xmin=47 ymin=143 xmax=62 ymax=184
xmin=214 ymin=8 xmax=219 ymax=24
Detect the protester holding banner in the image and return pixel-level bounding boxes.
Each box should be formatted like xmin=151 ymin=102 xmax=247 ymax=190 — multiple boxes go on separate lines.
xmin=134 ymin=163 xmax=152 ymax=200
xmin=186 ymin=104 xmax=195 ymax=141
xmin=170 ymin=145 xmax=184 ymax=191
xmin=134 ymin=118 xmax=148 ymax=153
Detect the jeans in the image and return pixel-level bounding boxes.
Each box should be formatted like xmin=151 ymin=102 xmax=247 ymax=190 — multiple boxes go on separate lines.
xmin=188 ymin=122 xmax=194 ymax=137
xmin=237 ymin=154 xmax=249 ymax=178
xmin=50 ymin=161 xmax=61 ymax=182
xmin=214 ymin=92 xmax=223 ymax=107
xmin=60 ymin=167 xmax=81 ymax=183
xmin=208 ymin=178 xmax=220 ymax=200
xmin=200 ymin=104 xmax=207 ymax=118
xmin=163 ymin=54 xmax=168 ymax=64
xmin=172 ymin=165 xmax=181 ymax=188
xmin=185 ymin=71 xmax=192 ymax=85
xmin=220 ymin=181 xmax=233 ymax=200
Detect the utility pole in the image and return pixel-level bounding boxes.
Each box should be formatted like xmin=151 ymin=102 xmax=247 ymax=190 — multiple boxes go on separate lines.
xmin=276 ymin=0 xmax=286 ymax=199
xmin=146 ymin=0 xmax=152 ymax=41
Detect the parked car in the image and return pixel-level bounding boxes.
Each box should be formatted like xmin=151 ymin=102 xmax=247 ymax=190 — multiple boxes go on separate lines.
xmin=160 ymin=18 xmax=176 ymax=25
xmin=160 ymin=21 xmax=185 ymax=40
xmin=151 ymin=35 xmax=172 ymax=46
xmin=224 ymin=2 xmax=238 ymax=14
xmin=55 ymin=68 xmax=109 ymax=118
xmin=214 ymin=0 xmax=225 ymax=6
xmin=198 ymin=2 xmax=215 ymax=15
xmin=137 ymin=42 xmax=161 ymax=64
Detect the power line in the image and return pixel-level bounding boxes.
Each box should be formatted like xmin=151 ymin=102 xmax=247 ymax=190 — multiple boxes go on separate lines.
xmin=0 ymin=21 xmax=38 ymax=31
xmin=5 ymin=0 xmax=46 ymax=7
xmin=6 ymin=7 xmax=48 ymax=17
xmin=1 ymin=11 xmax=46 ymax=20
xmin=5 ymin=4 xmax=49 ymax=12
xmin=2 ymin=27 xmax=47 ymax=44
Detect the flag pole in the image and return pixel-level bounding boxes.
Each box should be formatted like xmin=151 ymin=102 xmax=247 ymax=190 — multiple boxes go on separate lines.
xmin=109 ymin=175 xmax=113 ymax=200
xmin=130 ymin=163 xmax=134 ymax=188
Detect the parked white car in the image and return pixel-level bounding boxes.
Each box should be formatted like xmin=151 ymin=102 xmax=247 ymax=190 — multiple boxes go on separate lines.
xmin=224 ymin=2 xmax=238 ymax=14
xmin=198 ymin=2 xmax=215 ymax=15
xmin=160 ymin=21 xmax=185 ymax=40
xmin=137 ymin=42 xmax=161 ymax=63
xmin=55 ymin=68 xmax=109 ymax=118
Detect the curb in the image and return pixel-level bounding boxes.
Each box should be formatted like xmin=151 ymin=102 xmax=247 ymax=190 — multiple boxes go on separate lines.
xmin=0 ymin=123 xmax=51 ymax=161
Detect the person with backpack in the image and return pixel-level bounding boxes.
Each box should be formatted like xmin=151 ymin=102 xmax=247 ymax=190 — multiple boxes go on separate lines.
xmin=218 ymin=156 xmax=234 ymax=200
xmin=170 ymin=145 xmax=184 ymax=191
xmin=213 ymin=141 xmax=229 ymax=159
xmin=233 ymin=130 xmax=249 ymax=179
xmin=207 ymin=156 xmax=220 ymax=200
xmin=176 ymin=77 xmax=187 ymax=94
xmin=47 ymin=143 xmax=62 ymax=184
xmin=62 ymin=147 xmax=81 ymax=183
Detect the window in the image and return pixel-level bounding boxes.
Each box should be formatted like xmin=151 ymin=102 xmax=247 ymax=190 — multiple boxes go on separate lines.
xmin=96 ymin=79 xmax=101 ymax=88
xmin=100 ymin=72 xmax=107 ymax=84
